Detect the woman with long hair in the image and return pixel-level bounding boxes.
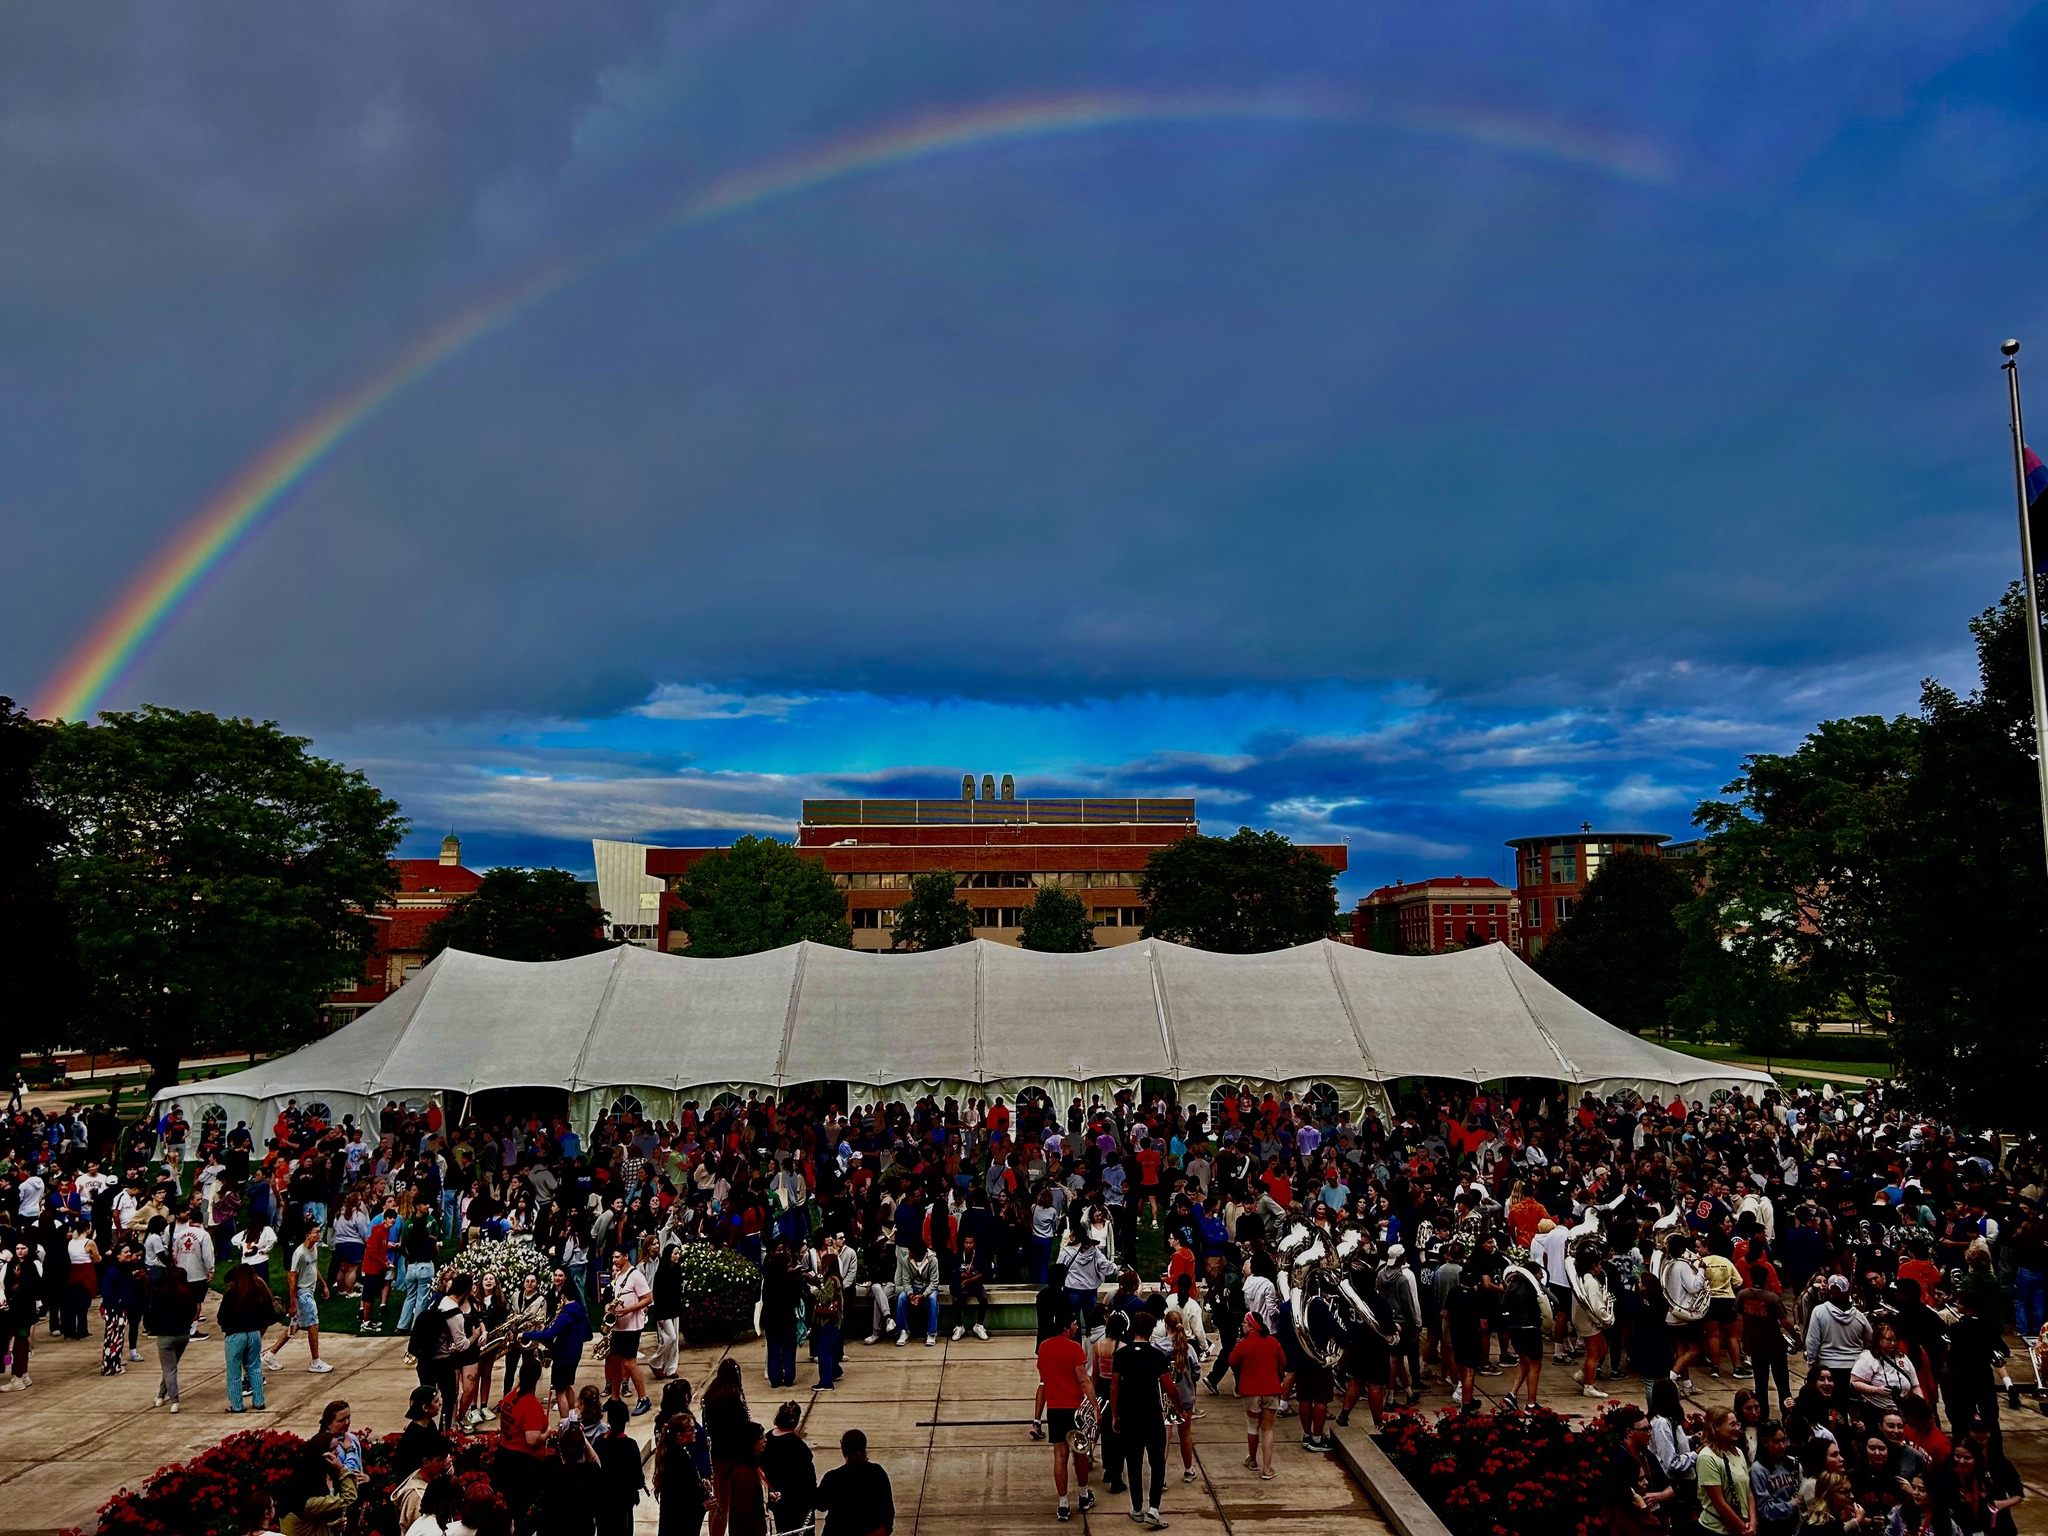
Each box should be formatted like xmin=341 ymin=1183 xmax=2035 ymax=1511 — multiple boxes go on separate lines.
xmin=655 ymin=1407 xmax=710 ymax=1536
xmin=217 ymin=1260 xmax=283 ymax=1412
xmin=702 ymin=1357 xmax=751 ymax=1536
xmin=1163 ymin=1310 xmax=1200 ymax=1483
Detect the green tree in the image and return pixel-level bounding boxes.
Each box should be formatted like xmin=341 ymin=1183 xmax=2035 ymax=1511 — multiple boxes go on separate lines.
xmin=1883 ymin=582 xmax=2048 ymax=1129
xmin=425 ymin=866 xmax=613 ymax=962
xmin=1017 ymin=883 xmax=1097 ymax=953
xmin=39 ymin=706 xmax=404 ymax=1093
xmin=668 ymin=835 xmax=851 ymax=956
xmin=1686 ymin=714 xmax=1916 ymax=1026
xmin=1 ymin=698 xmax=83 ymax=1053
xmin=1138 ymin=828 xmax=1339 ymax=953
xmin=1666 ymin=887 xmax=1796 ymax=1055
xmin=892 ymin=869 xmax=975 ymax=951
xmin=1531 ymin=849 xmax=1691 ymax=1034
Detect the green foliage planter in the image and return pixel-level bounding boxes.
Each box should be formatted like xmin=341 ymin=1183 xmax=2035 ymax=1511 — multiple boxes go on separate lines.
xmin=678 ymin=1243 xmax=762 ymax=1344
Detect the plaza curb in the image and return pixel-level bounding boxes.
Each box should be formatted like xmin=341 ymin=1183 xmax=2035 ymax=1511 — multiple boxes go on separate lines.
xmin=1326 ymin=1423 xmax=1453 ymax=1536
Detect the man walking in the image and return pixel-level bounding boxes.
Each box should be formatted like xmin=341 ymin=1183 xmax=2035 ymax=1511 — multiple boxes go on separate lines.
xmin=1037 ymin=1313 xmax=1097 ymax=1523
xmin=262 ymin=1223 xmax=332 ymax=1374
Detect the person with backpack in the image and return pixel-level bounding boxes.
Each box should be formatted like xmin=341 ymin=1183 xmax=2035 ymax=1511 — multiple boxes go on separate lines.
xmin=1571 ymin=1242 xmax=1617 ymax=1400
xmin=1500 ymin=1257 xmax=1551 ymax=1409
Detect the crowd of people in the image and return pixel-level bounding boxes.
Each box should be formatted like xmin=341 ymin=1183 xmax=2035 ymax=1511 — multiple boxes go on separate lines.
xmin=1 ymin=1071 xmax=2044 ymax=1535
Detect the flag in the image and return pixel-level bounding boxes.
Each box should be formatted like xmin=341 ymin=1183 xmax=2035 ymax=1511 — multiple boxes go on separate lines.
xmin=2029 ymin=446 xmax=2048 ymax=572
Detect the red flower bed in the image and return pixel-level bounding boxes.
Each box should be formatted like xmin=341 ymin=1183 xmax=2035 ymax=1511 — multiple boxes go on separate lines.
xmin=1378 ymin=1404 xmax=1664 ymax=1536
xmin=68 ymin=1427 xmax=495 ymax=1536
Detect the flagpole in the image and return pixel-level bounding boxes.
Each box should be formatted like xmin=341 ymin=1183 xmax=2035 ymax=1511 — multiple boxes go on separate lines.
xmin=1999 ymin=338 xmax=2048 ymax=877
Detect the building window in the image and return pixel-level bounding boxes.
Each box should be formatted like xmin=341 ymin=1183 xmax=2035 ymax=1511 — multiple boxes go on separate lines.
xmin=1524 ymin=898 xmax=1540 ymax=925
xmin=1121 ymin=907 xmax=1145 ymax=926
xmin=1554 ymin=896 xmax=1574 ymax=923
xmin=1442 ymin=922 xmax=1452 ymax=942
xmin=1548 ymin=850 xmax=1577 ymax=883
xmin=1488 ymin=922 xmax=1498 ymax=940
xmin=851 ymin=909 xmax=896 ymax=929
xmin=1463 ymin=923 xmax=1478 ymax=943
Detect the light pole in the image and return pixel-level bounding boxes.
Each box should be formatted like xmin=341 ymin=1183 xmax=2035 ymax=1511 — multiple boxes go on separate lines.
xmin=1999 ymin=339 xmax=2048 ymax=876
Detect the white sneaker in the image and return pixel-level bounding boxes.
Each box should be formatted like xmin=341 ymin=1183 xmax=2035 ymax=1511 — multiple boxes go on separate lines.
xmin=864 ymin=1334 xmax=880 ymax=1346
xmin=896 ymin=1335 xmax=908 ymax=1348
xmin=973 ymin=1324 xmax=988 ymax=1341
xmin=925 ymin=1334 xmax=937 ymax=1347
xmin=0 ymin=1378 xmax=19 ymax=1393
xmin=308 ymin=1359 xmax=333 ymax=1374
xmin=152 ymin=1388 xmax=167 ymax=1409
xmin=169 ymin=1401 xmax=180 ymax=1414
xmin=951 ymin=1326 xmax=964 ymax=1341
xmin=260 ymin=1352 xmax=280 ymax=1370
xmin=1580 ymin=1383 xmax=1609 ymax=1399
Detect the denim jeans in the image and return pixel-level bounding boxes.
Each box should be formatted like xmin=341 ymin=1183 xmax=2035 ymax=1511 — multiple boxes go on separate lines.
xmin=1027 ymin=1236 xmax=1053 ymax=1285
xmin=814 ymin=1322 xmax=842 ymax=1386
xmin=894 ymin=1292 xmax=939 ymax=1338
xmin=765 ymin=1327 xmax=798 ymax=1388
xmin=396 ymin=1261 xmax=437 ymax=1331
xmin=441 ymin=1189 xmax=462 ymax=1244
xmin=2018 ymin=1268 xmax=2048 ymax=1339
xmin=225 ymin=1329 xmax=265 ymax=1410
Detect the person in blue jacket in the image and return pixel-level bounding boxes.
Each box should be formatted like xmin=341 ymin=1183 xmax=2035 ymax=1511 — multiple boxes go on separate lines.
xmin=522 ymin=1265 xmax=591 ymax=1418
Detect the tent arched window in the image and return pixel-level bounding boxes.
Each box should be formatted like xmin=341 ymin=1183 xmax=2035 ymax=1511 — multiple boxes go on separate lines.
xmin=710 ymin=1092 xmax=742 ymax=1113
xmin=201 ymin=1105 xmax=227 ymax=1138
xmin=1305 ymin=1082 xmax=1341 ymax=1123
xmin=304 ymin=1101 xmax=332 ymax=1125
xmin=610 ymin=1093 xmax=644 ymax=1119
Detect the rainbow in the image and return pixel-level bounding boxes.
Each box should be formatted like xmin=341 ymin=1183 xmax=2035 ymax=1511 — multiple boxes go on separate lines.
xmin=33 ymin=91 xmax=1667 ymax=721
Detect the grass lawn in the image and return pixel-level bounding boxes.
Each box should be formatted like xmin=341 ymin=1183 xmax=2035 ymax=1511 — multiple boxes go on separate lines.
xmin=1663 ymin=1039 xmax=1889 ymax=1082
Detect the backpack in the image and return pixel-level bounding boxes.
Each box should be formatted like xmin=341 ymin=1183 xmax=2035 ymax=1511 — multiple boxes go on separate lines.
xmin=1505 ymin=1264 xmax=1554 ymax=1337
xmin=407 ymin=1301 xmax=450 ymax=1361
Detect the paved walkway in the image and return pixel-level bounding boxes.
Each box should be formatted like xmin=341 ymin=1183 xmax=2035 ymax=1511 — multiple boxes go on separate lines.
xmin=0 ymin=1326 xmax=1387 ymax=1536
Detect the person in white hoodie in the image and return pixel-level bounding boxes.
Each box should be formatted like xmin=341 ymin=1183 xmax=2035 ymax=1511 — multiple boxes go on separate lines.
xmin=1569 ymin=1245 xmax=1615 ymax=1398
xmin=1803 ymin=1274 xmax=1871 ymax=1397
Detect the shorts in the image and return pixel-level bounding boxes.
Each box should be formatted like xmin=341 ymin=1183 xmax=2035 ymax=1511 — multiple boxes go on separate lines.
xmin=608 ymin=1327 xmax=643 ymax=1360
xmin=1295 ymin=1362 xmax=1335 ymax=1405
xmin=295 ymin=1291 xmax=319 ymax=1329
xmin=1243 ymin=1394 xmax=1283 ymax=1416
xmin=1048 ymin=1407 xmax=1078 ymax=1441
xmin=334 ymin=1242 xmax=365 ymax=1266
xmin=1548 ymin=1284 xmax=1571 ymax=1319
xmin=551 ymin=1353 xmax=579 ymax=1392
xmin=1510 ymin=1329 xmax=1543 ymax=1361
xmin=1341 ymin=1344 xmax=1390 ymax=1388
xmin=1670 ymin=1320 xmax=1705 ymax=1345
xmin=1706 ymin=1297 xmax=1738 ymax=1324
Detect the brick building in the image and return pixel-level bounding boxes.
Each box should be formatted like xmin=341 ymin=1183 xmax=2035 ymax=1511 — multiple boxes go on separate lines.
xmin=326 ymin=833 xmax=482 ymax=1022
xmin=648 ymin=779 xmax=1348 ymax=952
xmin=1506 ymin=827 xmax=1669 ymax=956
xmin=1352 ymin=876 xmax=1518 ymax=954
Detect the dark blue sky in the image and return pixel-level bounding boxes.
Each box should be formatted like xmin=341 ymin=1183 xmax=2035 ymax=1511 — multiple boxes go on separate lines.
xmin=5 ymin=3 xmax=2046 ymax=900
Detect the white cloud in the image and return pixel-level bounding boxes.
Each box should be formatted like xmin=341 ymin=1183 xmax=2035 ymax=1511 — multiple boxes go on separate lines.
xmin=1459 ymin=776 xmax=1580 ymax=809
xmin=635 ymin=684 xmax=814 ymax=721
xmin=1602 ymin=773 xmax=1691 ymax=815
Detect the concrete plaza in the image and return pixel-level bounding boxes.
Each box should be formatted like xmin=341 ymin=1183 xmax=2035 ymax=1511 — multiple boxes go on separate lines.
xmin=0 ymin=1324 xmax=1386 ymax=1536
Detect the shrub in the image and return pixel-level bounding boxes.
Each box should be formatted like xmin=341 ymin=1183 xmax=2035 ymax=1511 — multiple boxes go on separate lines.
xmin=443 ymin=1234 xmax=551 ymax=1293
xmin=1379 ymin=1405 xmax=1646 ymax=1536
xmin=72 ymin=1427 xmax=488 ymax=1536
xmin=676 ymin=1243 xmax=761 ymax=1343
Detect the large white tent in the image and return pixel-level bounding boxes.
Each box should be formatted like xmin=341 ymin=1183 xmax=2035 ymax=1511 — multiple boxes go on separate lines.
xmin=153 ymin=938 xmax=1771 ymax=1132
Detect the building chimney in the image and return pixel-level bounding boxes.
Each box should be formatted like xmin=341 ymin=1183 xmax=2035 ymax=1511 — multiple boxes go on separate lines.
xmin=1001 ymin=774 xmax=1015 ymax=801
xmin=439 ymin=832 xmax=461 ymax=867
xmin=961 ymin=774 xmax=976 ymax=801
xmin=981 ymin=774 xmax=996 ymax=802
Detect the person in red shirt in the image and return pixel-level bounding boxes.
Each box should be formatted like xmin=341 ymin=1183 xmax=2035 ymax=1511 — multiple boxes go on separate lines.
xmin=1135 ymin=1142 xmax=1165 ymax=1229
xmin=492 ymin=1354 xmax=553 ymax=1522
xmin=1037 ymin=1314 xmax=1097 ymax=1521
xmin=1229 ymin=1312 xmax=1291 ymax=1480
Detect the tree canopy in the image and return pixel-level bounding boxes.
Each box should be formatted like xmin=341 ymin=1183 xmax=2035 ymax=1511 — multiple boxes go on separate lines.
xmin=38 ymin=706 xmax=404 ymax=1092
xmin=667 ymin=835 xmax=850 ymax=956
xmin=1138 ymin=827 xmax=1339 ymax=953
xmin=891 ymin=869 xmax=975 ymax=952
xmin=1531 ymin=848 xmax=1691 ymax=1035
xmin=1675 ymin=581 xmax=2048 ymax=1126
xmin=1017 ymin=883 xmax=1097 ymax=953
xmin=0 ymin=698 xmax=83 ymax=1053
xmin=425 ymin=866 xmax=613 ymax=963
